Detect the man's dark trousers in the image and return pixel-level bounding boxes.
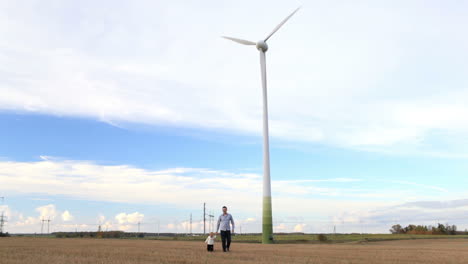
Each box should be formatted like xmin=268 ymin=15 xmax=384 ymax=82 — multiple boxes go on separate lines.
xmin=220 ymin=230 xmax=231 ymax=251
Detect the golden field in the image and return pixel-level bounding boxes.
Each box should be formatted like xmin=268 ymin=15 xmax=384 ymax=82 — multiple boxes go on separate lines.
xmin=1 ymin=237 xmax=468 ymax=263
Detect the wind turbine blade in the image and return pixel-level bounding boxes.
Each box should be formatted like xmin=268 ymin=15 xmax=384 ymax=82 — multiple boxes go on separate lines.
xmin=264 ymin=6 xmax=301 ymax=42
xmin=222 ymin=36 xmax=256 ymax=45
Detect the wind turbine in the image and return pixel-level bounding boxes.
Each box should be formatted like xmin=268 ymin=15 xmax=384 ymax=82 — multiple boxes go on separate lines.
xmin=222 ymin=6 xmax=301 ymax=244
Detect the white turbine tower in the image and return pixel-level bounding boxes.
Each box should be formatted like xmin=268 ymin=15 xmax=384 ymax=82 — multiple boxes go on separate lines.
xmin=222 ymin=6 xmax=301 ymax=244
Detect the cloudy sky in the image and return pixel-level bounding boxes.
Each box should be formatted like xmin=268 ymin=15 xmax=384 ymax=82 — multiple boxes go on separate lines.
xmin=1 ymin=0 xmax=468 ymax=234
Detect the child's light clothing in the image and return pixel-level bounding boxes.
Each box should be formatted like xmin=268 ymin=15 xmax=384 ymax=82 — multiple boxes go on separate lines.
xmin=205 ymin=235 xmax=216 ymax=252
xmin=205 ymin=235 xmax=216 ymax=245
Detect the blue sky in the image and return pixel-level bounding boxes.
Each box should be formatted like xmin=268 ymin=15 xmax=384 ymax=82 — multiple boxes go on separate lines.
xmin=1 ymin=0 xmax=468 ymax=234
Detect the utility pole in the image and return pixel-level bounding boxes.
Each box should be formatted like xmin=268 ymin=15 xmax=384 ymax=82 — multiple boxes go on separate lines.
xmin=0 ymin=212 xmax=6 ymax=234
xmin=47 ymin=218 xmax=51 ymax=234
xmin=189 ymin=213 xmax=192 ymax=235
xmin=203 ymin=202 xmax=206 ymax=234
xmin=138 ymin=222 xmax=140 ymax=233
xmin=0 ymin=197 xmax=5 ymax=234
xmin=208 ymin=210 xmax=211 ymax=232
xmin=41 ymin=218 xmax=45 ymax=235
xmin=157 ymin=220 xmax=160 ymax=237
xmin=208 ymin=211 xmax=214 ymax=233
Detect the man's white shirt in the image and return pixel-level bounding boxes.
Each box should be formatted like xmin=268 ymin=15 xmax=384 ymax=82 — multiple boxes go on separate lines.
xmin=216 ymin=213 xmax=235 ymax=232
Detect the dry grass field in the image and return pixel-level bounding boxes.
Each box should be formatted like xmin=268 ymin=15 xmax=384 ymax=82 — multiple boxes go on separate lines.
xmin=1 ymin=237 xmax=468 ymax=264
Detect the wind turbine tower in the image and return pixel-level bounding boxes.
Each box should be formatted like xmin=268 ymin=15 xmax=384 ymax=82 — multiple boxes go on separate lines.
xmin=222 ymin=6 xmax=301 ymax=244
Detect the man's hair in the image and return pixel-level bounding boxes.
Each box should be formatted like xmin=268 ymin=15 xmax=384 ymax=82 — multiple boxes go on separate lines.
xmin=222 ymin=206 xmax=227 ymax=209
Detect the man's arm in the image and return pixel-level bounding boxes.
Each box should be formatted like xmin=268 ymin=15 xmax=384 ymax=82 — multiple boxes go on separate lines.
xmin=216 ymin=215 xmax=221 ymax=232
xmin=230 ymin=215 xmax=235 ymax=233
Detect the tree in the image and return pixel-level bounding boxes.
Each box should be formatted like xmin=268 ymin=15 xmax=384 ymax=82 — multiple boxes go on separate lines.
xmin=390 ymin=224 xmax=403 ymax=234
xmin=390 ymin=223 xmax=458 ymax=235
xmin=437 ymin=223 xmax=446 ymax=234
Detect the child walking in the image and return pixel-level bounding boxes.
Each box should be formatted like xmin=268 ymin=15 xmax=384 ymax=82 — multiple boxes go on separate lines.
xmin=205 ymin=232 xmax=216 ymax=252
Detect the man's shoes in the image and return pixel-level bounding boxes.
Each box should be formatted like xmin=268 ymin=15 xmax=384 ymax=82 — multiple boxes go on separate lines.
xmin=227 ymin=247 xmax=230 ymax=252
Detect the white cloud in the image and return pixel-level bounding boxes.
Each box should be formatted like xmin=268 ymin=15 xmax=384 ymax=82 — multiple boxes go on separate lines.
xmin=35 ymin=204 xmax=57 ymax=220
xmin=388 ymin=180 xmax=448 ymax=193
xmin=1 ymin=158 xmax=467 ymax=233
xmin=13 ymin=216 xmax=38 ymax=227
xmin=1 ymin=1 xmax=468 ymax=155
xmin=0 ymin=158 xmax=426 ymax=215
xmin=0 ymin=205 xmax=13 ymax=224
xmin=274 ymin=223 xmax=287 ymax=232
xmin=115 ymin=212 xmax=144 ymax=224
xmin=98 ymin=214 xmax=106 ymax=223
xmin=277 ymin=178 xmax=362 ymax=184
xmin=61 ymin=210 xmax=74 ymax=221
xmin=245 ymin=218 xmax=256 ymax=223
xmin=293 ymin=224 xmax=306 ymax=232
xmin=329 ymin=199 xmax=468 ymax=233
xmin=102 ymin=221 xmax=112 ymax=231
xmin=7 ymin=204 xmax=76 ymax=232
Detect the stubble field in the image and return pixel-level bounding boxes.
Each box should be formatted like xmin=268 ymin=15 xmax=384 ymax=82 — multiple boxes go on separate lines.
xmin=1 ymin=237 xmax=468 ymax=264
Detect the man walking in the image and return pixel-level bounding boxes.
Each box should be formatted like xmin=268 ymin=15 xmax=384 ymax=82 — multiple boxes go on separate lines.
xmin=216 ymin=206 xmax=235 ymax=252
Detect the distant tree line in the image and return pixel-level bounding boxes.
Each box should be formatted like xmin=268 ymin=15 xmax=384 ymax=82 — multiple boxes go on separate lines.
xmin=54 ymin=231 xmax=133 ymax=238
xmin=390 ymin=223 xmax=467 ymax=235
xmin=53 ymin=232 xmax=213 ymax=239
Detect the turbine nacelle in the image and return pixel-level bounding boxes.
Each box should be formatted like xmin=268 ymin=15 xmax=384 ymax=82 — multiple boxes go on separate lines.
xmin=222 ymin=6 xmax=301 ymax=53
xmin=256 ymin=41 xmax=268 ymax=52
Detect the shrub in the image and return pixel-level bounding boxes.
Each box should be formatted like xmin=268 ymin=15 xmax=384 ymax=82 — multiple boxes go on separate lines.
xmin=317 ymin=234 xmax=327 ymax=242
